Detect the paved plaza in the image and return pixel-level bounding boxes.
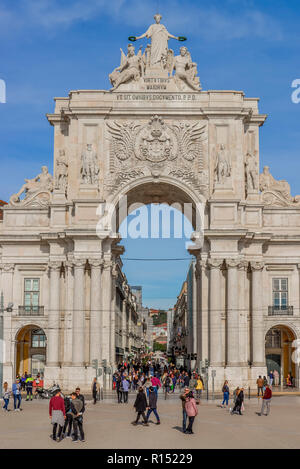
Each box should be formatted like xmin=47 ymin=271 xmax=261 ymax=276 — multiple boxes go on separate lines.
xmin=1 ymin=393 xmax=300 ymax=449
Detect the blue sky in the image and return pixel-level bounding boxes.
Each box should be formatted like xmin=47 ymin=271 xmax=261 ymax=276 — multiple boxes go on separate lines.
xmin=0 ymin=0 xmax=300 ymax=308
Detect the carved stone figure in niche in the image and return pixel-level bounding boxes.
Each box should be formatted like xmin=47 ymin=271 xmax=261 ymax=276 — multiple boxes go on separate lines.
xmin=109 ymin=44 xmax=143 ymax=91
xmin=135 ymin=14 xmax=180 ymax=69
xmin=214 ymin=144 xmax=231 ymax=184
xmin=10 ymin=166 xmax=53 ymax=204
xmin=172 ymin=46 xmax=201 ymax=91
xmin=245 ymin=150 xmax=258 ymax=191
xmin=81 ymin=144 xmax=99 ymax=185
xmin=55 ymin=149 xmax=68 ymax=192
xmin=259 ymin=166 xmax=300 ymax=204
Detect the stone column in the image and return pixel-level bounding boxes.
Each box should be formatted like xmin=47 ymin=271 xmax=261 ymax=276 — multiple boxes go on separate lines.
xmin=251 ymin=261 xmax=265 ymax=366
xmin=63 ymin=260 xmax=73 ymax=366
xmin=72 ymin=259 xmax=86 ymax=366
xmin=208 ymin=259 xmax=224 ymax=366
xmin=195 ymin=259 xmax=204 ymax=365
xmin=110 ymin=263 xmax=117 ymax=368
xmin=238 ymin=260 xmax=249 ymax=366
xmin=1 ymin=264 xmax=15 ymax=371
xmin=101 ymin=259 xmax=112 ymax=364
xmin=89 ymin=259 xmax=103 ymax=363
xmin=226 ymin=259 xmax=240 ymax=366
xmin=47 ymin=262 xmax=61 ymax=366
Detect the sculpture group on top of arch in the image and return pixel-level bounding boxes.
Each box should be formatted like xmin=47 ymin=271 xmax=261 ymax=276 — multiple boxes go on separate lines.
xmin=109 ymin=13 xmax=201 ymax=92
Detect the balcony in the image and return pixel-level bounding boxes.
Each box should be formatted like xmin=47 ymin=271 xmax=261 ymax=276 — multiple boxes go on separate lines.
xmin=18 ymin=306 xmax=44 ymax=316
xmin=268 ymin=306 xmax=293 ymax=316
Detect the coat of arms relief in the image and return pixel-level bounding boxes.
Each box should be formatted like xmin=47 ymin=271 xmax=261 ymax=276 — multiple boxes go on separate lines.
xmin=105 ymin=115 xmax=208 ymax=197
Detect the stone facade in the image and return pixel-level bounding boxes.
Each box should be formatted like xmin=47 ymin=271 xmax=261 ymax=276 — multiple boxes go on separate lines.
xmin=1 ymin=14 xmax=300 ymax=389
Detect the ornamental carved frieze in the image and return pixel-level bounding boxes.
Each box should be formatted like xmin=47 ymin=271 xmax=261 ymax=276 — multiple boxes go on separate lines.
xmin=106 ymin=116 xmax=208 ymax=196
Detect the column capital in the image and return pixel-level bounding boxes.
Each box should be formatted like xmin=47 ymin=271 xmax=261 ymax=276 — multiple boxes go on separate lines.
xmin=0 ymin=263 xmax=15 ymax=272
xmin=225 ymin=258 xmax=240 ymax=269
xmin=48 ymin=261 xmax=62 ymax=271
xmin=250 ymin=261 xmax=265 ymax=271
xmin=89 ymin=258 xmax=103 ymax=268
xmin=103 ymin=260 xmax=113 ymax=271
xmin=207 ymin=258 xmax=223 ymax=269
xmin=73 ymin=259 xmax=86 ymax=269
xmin=237 ymin=259 xmax=249 ymax=271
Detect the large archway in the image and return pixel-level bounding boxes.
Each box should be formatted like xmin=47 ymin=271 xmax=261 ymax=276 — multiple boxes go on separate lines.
xmin=265 ymin=325 xmax=297 ymax=387
xmin=15 ymin=325 xmax=47 ymax=377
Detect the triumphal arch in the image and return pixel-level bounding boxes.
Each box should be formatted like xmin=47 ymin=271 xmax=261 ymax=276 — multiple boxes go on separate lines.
xmin=1 ymin=13 xmax=300 ymax=389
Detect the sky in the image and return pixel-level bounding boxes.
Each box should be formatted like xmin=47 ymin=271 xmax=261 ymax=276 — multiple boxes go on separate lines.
xmin=0 ymin=0 xmax=300 ymax=308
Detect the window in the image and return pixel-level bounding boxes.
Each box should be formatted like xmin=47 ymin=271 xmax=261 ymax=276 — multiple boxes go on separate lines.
xmin=24 ymin=278 xmax=40 ymax=312
xmin=31 ymin=329 xmax=46 ymax=348
xmin=266 ymin=329 xmax=281 ymax=349
xmin=272 ymin=278 xmax=288 ymax=309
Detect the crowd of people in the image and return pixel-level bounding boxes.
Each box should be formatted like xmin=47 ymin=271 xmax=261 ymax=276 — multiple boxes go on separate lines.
xmin=2 ymin=357 xmax=294 ymax=441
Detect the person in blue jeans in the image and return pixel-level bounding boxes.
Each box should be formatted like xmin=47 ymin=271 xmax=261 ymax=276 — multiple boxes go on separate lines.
xmin=12 ymin=379 xmax=22 ymax=411
xmin=2 ymin=382 xmax=11 ymax=411
xmin=221 ymin=380 xmax=230 ymax=408
xmin=146 ymin=387 xmax=160 ymax=425
xmin=180 ymin=387 xmax=190 ymax=433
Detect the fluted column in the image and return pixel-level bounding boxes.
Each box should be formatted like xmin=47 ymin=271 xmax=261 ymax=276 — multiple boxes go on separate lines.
xmin=208 ymin=258 xmax=224 ymax=366
xmin=72 ymin=259 xmax=86 ymax=366
xmin=101 ymin=259 xmax=112 ymax=364
xmin=89 ymin=259 xmax=103 ymax=363
xmin=251 ymin=261 xmax=265 ymax=366
xmin=110 ymin=263 xmax=117 ymax=367
xmin=47 ymin=261 xmax=61 ymax=366
xmin=63 ymin=260 xmax=74 ymax=365
xmin=226 ymin=258 xmax=240 ymax=366
xmin=195 ymin=259 xmax=204 ymax=364
xmin=238 ymin=260 xmax=249 ymax=366
xmin=1 ymin=263 xmax=15 ymax=367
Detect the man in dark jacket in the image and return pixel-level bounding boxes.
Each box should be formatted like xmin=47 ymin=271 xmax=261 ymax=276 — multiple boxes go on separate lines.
xmin=132 ymin=387 xmax=149 ymax=426
xmin=62 ymin=395 xmax=73 ymax=438
xmin=70 ymin=393 xmax=85 ymax=442
xmin=146 ymin=387 xmax=160 ymax=424
xmin=75 ymin=387 xmax=85 ymax=413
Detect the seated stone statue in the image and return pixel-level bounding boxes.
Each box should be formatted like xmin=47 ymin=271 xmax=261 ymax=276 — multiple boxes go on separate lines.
xmin=10 ymin=166 xmax=53 ymax=204
xmin=259 ymin=166 xmax=300 ymax=204
xmin=172 ymin=46 xmax=201 ymax=91
xmin=109 ymin=44 xmax=143 ymax=91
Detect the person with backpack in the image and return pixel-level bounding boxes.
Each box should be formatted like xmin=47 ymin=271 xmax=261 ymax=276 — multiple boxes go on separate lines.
xmin=132 ymin=387 xmax=149 ymax=426
xmin=62 ymin=395 xmax=73 ymax=438
xmin=146 ymin=386 xmax=160 ymax=425
xmin=25 ymin=374 xmax=34 ymax=401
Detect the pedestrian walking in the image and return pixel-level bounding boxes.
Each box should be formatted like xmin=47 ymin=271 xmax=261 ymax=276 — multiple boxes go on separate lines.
xmin=256 ymin=376 xmax=264 ymax=396
xmin=91 ymin=377 xmax=100 ymax=405
xmin=2 ymin=382 xmax=11 ymax=411
xmin=132 ymin=387 xmax=149 ymax=426
xmin=184 ymin=391 xmax=198 ymax=434
xmin=195 ymin=376 xmax=203 ymax=399
xmin=221 ymin=381 xmax=230 ymax=408
xmin=12 ymin=379 xmax=22 ymax=411
xmin=116 ymin=375 xmax=123 ymax=403
xmin=257 ymin=384 xmax=272 ymax=416
xmin=49 ymin=388 xmax=66 ymax=442
xmin=231 ymin=388 xmax=244 ymax=415
xmin=70 ymin=392 xmax=85 ymax=442
xmin=180 ymin=387 xmax=190 ymax=433
xmin=122 ymin=376 xmax=130 ymax=403
xmin=273 ymin=369 xmax=279 ymax=386
xmin=25 ymin=374 xmax=34 ymax=401
xmin=146 ymin=387 xmax=160 ymax=424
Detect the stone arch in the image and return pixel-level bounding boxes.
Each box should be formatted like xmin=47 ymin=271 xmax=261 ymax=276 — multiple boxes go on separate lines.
xmin=15 ymin=324 xmax=47 ymax=377
xmin=106 ymin=175 xmax=207 ymax=234
xmin=265 ymin=323 xmax=298 ymax=387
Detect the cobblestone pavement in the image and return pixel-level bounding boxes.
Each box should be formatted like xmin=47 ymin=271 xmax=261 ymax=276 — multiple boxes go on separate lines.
xmin=1 ymin=394 xmax=300 ymax=449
